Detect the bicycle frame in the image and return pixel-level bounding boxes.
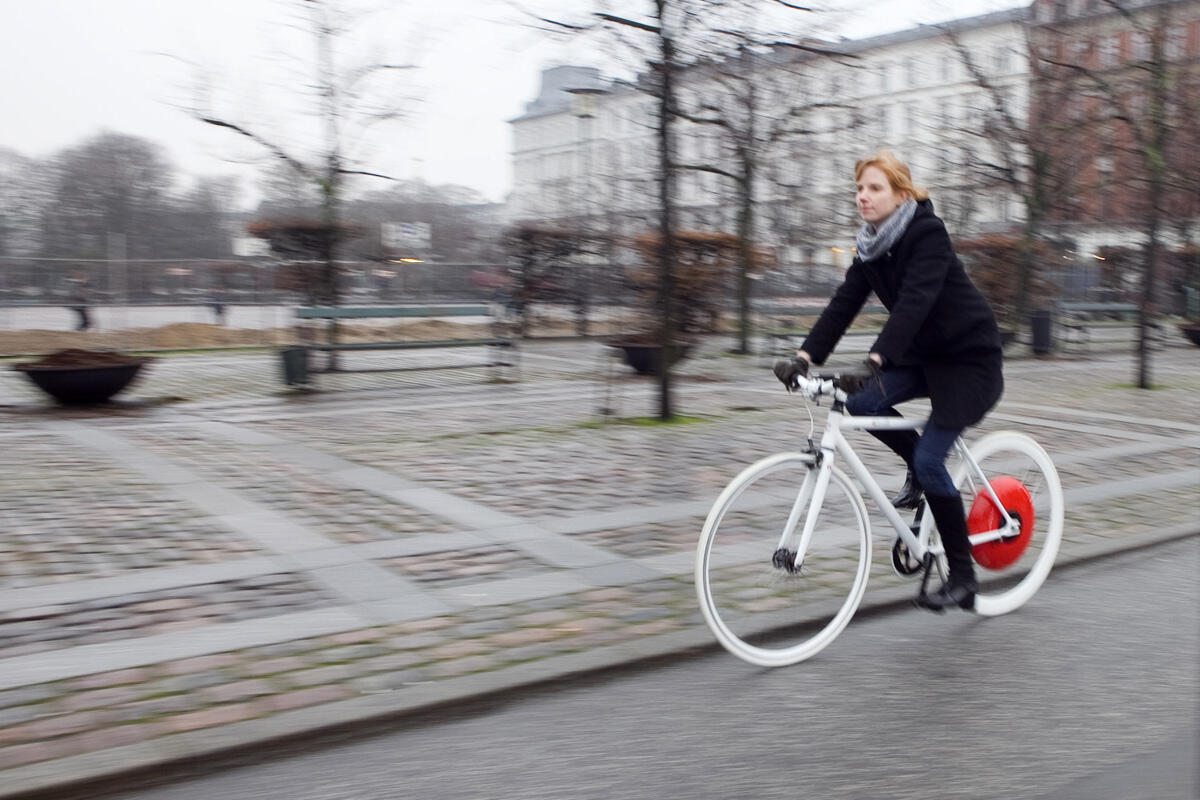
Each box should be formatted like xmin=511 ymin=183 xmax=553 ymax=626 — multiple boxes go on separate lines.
xmin=783 ymin=398 xmax=1022 ymax=574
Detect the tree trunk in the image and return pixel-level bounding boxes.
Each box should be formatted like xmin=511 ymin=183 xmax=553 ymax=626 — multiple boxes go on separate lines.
xmin=1014 ymin=156 xmax=1048 ymax=327
xmin=1136 ymin=25 xmax=1171 ymax=391
xmin=1137 ymin=178 xmax=1162 ymax=389
xmin=656 ymin=12 xmax=678 ymax=421
xmin=318 ymin=13 xmax=342 ymax=372
xmin=735 ymin=169 xmax=754 ymax=355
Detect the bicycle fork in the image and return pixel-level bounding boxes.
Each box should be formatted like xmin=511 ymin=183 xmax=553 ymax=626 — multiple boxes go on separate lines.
xmin=771 ymin=450 xmax=832 ymax=574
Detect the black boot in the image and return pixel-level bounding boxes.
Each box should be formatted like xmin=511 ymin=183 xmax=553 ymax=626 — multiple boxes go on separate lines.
xmin=891 ymin=469 xmax=923 ymax=510
xmin=918 ymin=578 xmax=978 ymax=612
xmin=916 ymin=493 xmax=977 ymax=613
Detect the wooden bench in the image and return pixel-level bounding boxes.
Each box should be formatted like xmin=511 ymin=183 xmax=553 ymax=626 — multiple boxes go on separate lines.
xmin=754 ymin=302 xmax=887 ymax=362
xmin=1056 ymin=302 xmax=1140 ymax=353
xmin=280 ymin=304 xmax=518 ymax=386
xmin=1058 ymin=302 xmax=1140 ymax=321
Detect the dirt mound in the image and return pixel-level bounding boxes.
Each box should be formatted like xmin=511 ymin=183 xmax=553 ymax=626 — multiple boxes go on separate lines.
xmin=147 ymin=323 xmax=269 ymax=349
xmin=0 ymin=313 xmax=633 ymax=357
xmin=14 ymin=349 xmax=150 ymax=369
xmin=0 ymin=326 xmax=287 ymax=356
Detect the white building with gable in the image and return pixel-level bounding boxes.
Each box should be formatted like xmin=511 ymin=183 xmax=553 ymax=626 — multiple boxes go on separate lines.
xmin=508 ymin=8 xmax=1031 ymax=283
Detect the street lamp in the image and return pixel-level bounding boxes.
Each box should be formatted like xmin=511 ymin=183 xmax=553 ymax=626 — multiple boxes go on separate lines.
xmin=567 ymin=83 xmax=609 ymax=337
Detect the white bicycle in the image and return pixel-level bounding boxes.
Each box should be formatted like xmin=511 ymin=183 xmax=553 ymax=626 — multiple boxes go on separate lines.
xmin=695 ymin=370 xmax=1064 ymax=667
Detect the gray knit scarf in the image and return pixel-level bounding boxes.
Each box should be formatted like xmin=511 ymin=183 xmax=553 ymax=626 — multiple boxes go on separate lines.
xmin=855 ymin=199 xmax=917 ymax=262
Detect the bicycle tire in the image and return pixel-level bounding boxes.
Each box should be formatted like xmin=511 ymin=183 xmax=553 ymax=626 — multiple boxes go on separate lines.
xmin=954 ymin=431 xmax=1064 ymax=616
xmin=695 ymin=452 xmax=872 ymax=667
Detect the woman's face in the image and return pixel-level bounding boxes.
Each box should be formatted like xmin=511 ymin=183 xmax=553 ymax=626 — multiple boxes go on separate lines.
xmin=856 ymin=165 xmax=907 ymax=225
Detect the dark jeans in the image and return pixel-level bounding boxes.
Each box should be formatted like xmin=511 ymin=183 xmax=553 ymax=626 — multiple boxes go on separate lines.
xmin=844 ymin=364 xmax=962 ymax=499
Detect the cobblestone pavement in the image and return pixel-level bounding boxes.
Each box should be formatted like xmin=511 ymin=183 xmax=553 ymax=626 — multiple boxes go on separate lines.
xmin=0 ymin=337 xmax=1197 ymax=796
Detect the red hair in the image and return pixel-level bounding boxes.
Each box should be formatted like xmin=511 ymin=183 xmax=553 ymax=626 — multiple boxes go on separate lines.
xmin=854 ymin=150 xmax=929 ymax=201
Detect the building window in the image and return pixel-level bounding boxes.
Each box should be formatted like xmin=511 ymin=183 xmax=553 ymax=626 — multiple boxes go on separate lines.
xmin=997 ymin=86 xmax=1015 ymax=116
xmin=1130 ymin=91 xmax=1146 ymax=117
xmin=967 ymin=94 xmax=984 ymax=127
xmin=1068 ymin=37 xmax=1089 ymax=64
xmin=902 ymin=102 xmax=918 ymax=137
xmin=993 ymin=46 xmax=1010 ymax=74
xmin=941 ymin=54 xmax=954 ymax=83
xmin=1132 ymin=31 xmax=1151 ymax=62
xmin=904 ymin=57 xmax=917 ymax=88
xmin=1099 ymin=36 xmax=1119 ymax=68
xmin=878 ymin=63 xmax=889 ymax=92
xmin=1167 ymin=26 xmax=1188 ymax=59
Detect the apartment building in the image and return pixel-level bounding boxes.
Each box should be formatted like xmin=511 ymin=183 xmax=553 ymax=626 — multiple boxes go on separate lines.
xmin=1029 ymin=0 xmax=1200 ymax=259
xmin=509 ymin=8 xmax=1031 ymax=280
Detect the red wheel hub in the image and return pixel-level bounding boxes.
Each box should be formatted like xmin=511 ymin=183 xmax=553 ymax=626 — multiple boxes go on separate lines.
xmin=967 ymin=476 xmax=1034 ymax=570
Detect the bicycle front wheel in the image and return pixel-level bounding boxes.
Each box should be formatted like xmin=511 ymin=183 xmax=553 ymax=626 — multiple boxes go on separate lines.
xmin=695 ymin=452 xmax=871 ymax=667
xmin=954 ymin=431 xmax=1064 ymax=617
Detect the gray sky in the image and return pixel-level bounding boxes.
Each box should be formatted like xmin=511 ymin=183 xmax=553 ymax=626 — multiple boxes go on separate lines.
xmin=0 ymin=0 xmax=1021 ymax=207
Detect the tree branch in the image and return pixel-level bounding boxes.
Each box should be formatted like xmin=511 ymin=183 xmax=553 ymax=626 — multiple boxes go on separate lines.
xmin=537 ymin=16 xmax=591 ymax=31
xmin=595 ymin=12 xmax=660 ymax=35
xmin=674 ymin=107 xmax=728 ymax=127
xmin=338 ymin=168 xmax=394 ymax=180
xmin=344 ymin=62 xmax=417 ymax=94
xmin=200 ymin=117 xmax=311 ymax=178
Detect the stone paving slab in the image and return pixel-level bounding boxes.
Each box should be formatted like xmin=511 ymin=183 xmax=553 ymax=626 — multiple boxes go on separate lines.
xmin=0 ymin=339 xmax=1196 ymax=798
xmin=0 ymin=436 xmax=261 ymax=590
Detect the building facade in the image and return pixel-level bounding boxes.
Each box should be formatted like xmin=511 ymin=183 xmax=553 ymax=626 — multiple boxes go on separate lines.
xmin=1030 ymin=0 xmax=1200 ymax=262
xmin=508 ymin=9 xmax=1031 ymax=285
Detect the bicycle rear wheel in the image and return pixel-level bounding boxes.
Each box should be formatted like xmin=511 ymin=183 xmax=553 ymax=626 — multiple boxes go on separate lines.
xmin=954 ymin=431 xmax=1064 ymax=616
xmin=695 ymin=452 xmax=871 ymax=667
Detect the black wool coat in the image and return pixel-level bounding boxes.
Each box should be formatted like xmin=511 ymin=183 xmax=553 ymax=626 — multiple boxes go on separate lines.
xmin=801 ymin=199 xmax=1004 ymax=429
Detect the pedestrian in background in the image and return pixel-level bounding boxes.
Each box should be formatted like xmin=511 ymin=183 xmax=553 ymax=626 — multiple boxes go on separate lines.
xmin=68 ymin=273 xmax=92 ymax=331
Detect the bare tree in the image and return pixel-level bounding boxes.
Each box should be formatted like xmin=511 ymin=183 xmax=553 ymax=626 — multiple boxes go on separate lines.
xmin=0 ymin=148 xmax=45 ymax=260
xmin=943 ymin=18 xmax=1086 ymax=329
xmin=1036 ymin=0 xmax=1196 ymax=387
xmin=196 ymin=0 xmax=414 ymax=317
xmin=38 ymin=132 xmax=177 ymax=263
xmin=501 ymin=224 xmax=599 ymax=336
xmin=673 ymin=35 xmax=851 ymax=354
xmin=538 ymin=0 xmax=817 ymax=418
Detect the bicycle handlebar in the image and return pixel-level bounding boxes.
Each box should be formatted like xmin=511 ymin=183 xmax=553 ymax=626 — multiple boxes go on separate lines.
xmin=777 ymin=357 xmax=873 ymax=400
xmin=790 ymin=373 xmax=846 ymax=401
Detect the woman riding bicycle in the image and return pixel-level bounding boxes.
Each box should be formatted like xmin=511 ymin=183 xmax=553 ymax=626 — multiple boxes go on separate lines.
xmin=775 ymin=150 xmax=1004 ymax=612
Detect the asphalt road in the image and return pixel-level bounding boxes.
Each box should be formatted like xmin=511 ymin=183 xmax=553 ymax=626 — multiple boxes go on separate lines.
xmin=111 ymin=537 xmax=1199 ymax=800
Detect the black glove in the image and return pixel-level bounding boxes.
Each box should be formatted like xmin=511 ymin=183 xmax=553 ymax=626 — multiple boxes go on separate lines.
xmin=773 ymin=356 xmax=809 ymax=391
xmin=838 ymin=359 xmax=883 ymax=395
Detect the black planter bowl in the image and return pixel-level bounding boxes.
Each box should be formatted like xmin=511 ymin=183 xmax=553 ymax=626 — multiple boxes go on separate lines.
xmin=13 ymin=358 xmax=154 ymax=404
xmin=609 ymin=341 xmax=693 ymax=376
xmin=1179 ymin=324 xmax=1200 ymax=347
